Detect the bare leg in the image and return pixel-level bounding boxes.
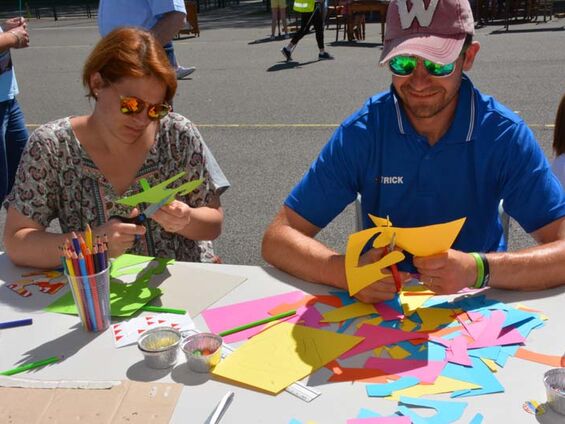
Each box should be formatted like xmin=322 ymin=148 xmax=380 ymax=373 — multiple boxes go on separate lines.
xmin=271 ymin=9 xmax=277 ymax=37
xmin=281 ymin=7 xmax=288 ymax=35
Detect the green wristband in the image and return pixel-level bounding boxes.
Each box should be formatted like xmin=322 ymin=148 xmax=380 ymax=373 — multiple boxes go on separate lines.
xmin=470 ymin=252 xmax=485 ymax=289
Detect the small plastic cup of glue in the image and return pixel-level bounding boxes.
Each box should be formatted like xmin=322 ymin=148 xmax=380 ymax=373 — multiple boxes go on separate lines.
xmin=137 ymin=327 xmax=181 ymax=369
xmin=182 ymin=333 xmax=223 ymax=373
xmin=544 ymin=368 xmax=565 ymax=415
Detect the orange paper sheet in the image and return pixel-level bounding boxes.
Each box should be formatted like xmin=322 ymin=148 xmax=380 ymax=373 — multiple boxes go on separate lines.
xmin=515 ymin=348 xmax=565 ymax=367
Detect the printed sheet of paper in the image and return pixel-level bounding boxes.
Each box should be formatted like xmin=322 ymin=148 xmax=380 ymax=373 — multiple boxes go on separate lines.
xmin=111 ymin=313 xmax=195 ymax=348
xmin=345 ymin=217 xmax=465 ymax=295
xmin=212 ymin=322 xmax=363 ymax=394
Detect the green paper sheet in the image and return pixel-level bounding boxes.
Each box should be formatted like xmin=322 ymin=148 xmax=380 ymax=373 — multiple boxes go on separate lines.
xmin=45 ymin=283 xmax=162 ymax=317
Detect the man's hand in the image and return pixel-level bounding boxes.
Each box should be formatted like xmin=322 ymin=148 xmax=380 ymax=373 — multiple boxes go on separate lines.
xmin=7 ymin=23 xmax=29 ymax=49
xmin=352 ymin=247 xmax=411 ymax=303
xmin=413 ymin=249 xmax=477 ymax=294
xmin=2 ymin=17 xmax=26 ymax=31
xmin=151 ymin=199 xmax=191 ymax=234
xmin=96 ymin=209 xmax=146 ymax=258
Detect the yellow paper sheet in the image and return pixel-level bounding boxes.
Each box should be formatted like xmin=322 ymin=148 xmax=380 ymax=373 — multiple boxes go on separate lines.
xmin=417 ymin=307 xmax=460 ymax=332
xmin=399 ymin=319 xmax=419 ymax=333
xmin=211 ymin=322 xmax=363 ymax=394
xmin=345 ymin=216 xmax=465 ymax=296
xmin=373 ymin=346 xmax=385 ymax=357
xmin=387 ymin=376 xmax=481 ymax=400
xmin=321 ymin=302 xmax=376 ymax=323
xmin=367 ymin=215 xmax=466 ymax=257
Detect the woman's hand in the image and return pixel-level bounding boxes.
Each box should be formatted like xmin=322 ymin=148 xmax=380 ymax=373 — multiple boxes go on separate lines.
xmin=151 ymin=199 xmax=192 ymax=234
xmin=95 ymin=209 xmax=146 ymax=258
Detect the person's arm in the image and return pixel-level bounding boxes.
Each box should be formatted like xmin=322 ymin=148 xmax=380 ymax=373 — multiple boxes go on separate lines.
xmin=414 ymin=217 xmax=565 ymax=293
xmin=0 ymin=24 xmax=28 ymax=51
xmin=151 ymin=196 xmax=224 ymax=241
xmin=262 ymin=206 xmax=403 ymax=303
xmin=3 ymin=207 xmax=148 ymax=268
xmin=151 ymin=11 xmax=185 ymax=45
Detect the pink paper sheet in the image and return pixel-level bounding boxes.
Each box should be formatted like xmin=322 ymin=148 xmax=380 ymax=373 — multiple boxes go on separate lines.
xmin=374 ymin=302 xmax=405 ymax=321
xmin=445 ymin=335 xmax=472 ymax=366
xmin=340 ymin=324 xmax=428 ymax=359
xmin=202 ymin=291 xmax=306 ymax=343
xmin=467 ymin=310 xmax=525 ymax=349
xmin=364 ymin=357 xmax=447 ymax=384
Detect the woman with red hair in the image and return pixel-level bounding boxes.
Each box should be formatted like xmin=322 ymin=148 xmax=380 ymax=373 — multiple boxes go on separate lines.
xmin=3 ymin=27 xmax=228 ymax=268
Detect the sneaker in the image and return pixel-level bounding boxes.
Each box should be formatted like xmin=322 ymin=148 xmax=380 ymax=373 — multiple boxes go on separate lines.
xmin=318 ymin=52 xmax=333 ymax=60
xmin=176 ymin=66 xmax=196 ymax=79
xmin=281 ymin=46 xmax=292 ymax=61
xmin=270 ymin=34 xmax=275 ymax=40
xmin=283 ymin=33 xmax=289 ymax=39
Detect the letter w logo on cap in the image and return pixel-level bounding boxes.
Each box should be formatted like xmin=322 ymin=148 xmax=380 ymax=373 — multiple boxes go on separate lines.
xmin=397 ymin=0 xmax=439 ymax=29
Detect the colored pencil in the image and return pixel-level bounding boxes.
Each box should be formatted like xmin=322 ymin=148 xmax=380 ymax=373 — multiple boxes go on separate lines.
xmin=0 ymin=356 xmax=60 ymax=376
xmin=71 ymin=231 xmax=81 ymax=256
xmin=85 ymin=249 xmax=103 ymax=330
xmin=78 ymin=254 xmax=97 ymax=331
xmin=0 ymin=318 xmax=32 ymax=330
xmin=85 ymin=224 xmax=93 ymax=251
xmin=141 ymin=305 xmax=186 ymax=315
xmin=65 ymin=255 xmax=88 ymax=329
xmin=218 ymin=310 xmax=297 ymax=337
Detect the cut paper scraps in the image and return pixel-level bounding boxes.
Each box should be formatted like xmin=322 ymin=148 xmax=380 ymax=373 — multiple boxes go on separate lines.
xmin=211 ymin=322 xmax=363 ymax=394
xmin=366 ymin=376 xmax=420 ymax=397
xmin=116 ymin=171 xmax=203 ymax=206
xmin=110 ymin=254 xmax=174 ymax=286
xmin=345 ymin=216 xmax=465 ymax=295
xmin=7 ymin=269 xmax=66 ymax=297
xmin=397 ymin=396 xmax=468 ymax=424
xmin=347 ymin=417 xmax=411 ymax=424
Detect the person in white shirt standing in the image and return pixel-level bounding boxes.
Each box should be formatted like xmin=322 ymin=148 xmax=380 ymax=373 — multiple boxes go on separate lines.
xmin=98 ymin=0 xmax=196 ymax=80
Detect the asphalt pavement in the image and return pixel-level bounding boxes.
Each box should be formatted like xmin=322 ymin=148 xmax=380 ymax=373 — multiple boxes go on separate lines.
xmin=0 ymin=2 xmax=564 ymax=266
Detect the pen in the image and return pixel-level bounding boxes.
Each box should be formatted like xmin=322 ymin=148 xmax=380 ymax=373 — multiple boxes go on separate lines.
xmin=141 ymin=305 xmax=187 ymax=315
xmin=384 ymin=233 xmax=402 ymax=293
xmin=206 ymin=391 xmax=234 ymax=424
xmin=0 ymin=318 xmax=32 ymax=330
xmin=0 ymin=356 xmax=60 ymax=376
xmin=218 ymin=309 xmax=296 ymax=337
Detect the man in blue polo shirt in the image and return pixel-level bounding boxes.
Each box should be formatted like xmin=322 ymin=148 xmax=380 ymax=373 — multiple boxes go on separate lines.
xmin=262 ymin=0 xmax=565 ymax=303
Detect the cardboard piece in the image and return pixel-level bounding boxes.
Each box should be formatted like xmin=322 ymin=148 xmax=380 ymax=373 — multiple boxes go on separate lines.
xmin=0 ymin=379 xmax=182 ymax=424
xmin=145 ymin=264 xmax=247 ymax=318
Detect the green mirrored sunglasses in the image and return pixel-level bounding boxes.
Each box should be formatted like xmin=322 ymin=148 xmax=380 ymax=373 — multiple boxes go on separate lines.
xmin=389 ymin=55 xmax=456 ymax=77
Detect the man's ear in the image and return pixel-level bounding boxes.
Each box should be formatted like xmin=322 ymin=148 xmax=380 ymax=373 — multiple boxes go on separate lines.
xmin=462 ymin=41 xmax=480 ymax=72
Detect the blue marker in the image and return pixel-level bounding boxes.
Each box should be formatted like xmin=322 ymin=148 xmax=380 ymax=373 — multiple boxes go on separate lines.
xmin=0 ymin=318 xmax=33 ymax=330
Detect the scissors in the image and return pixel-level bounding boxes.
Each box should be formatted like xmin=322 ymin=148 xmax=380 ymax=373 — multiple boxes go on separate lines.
xmin=383 ymin=232 xmax=402 ymax=293
xmin=109 ymin=194 xmax=173 ymax=239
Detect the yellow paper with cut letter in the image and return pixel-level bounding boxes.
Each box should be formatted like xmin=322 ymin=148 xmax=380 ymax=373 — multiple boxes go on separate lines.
xmin=345 ymin=216 xmax=466 ymax=296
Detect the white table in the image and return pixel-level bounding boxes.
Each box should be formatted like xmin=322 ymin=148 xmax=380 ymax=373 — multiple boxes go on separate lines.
xmin=0 ymin=253 xmax=564 ymax=423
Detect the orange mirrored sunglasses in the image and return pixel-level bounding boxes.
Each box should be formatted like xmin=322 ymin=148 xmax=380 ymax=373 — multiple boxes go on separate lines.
xmin=119 ymin=96 xmax=171 ymax=120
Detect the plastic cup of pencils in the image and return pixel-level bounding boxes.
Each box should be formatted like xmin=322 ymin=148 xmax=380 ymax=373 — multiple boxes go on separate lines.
xmin=65 ymin=266 xmax=111 ymax=332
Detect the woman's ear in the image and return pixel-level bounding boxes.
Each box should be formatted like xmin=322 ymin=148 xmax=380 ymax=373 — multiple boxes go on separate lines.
xmin=89 ymin=72 xmax=105 ymax=97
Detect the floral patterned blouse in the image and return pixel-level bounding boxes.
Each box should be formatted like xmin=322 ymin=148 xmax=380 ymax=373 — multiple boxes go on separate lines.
xmin=5 ymin=113 xmax=229 ymax=262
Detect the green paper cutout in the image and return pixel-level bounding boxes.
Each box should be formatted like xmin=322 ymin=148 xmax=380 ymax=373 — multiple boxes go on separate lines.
xmin=116 ymin=171 xmax=203 ymax=206
xmin=139 ymin=178 xmax=150 ymax=192
xmin=111 ymin=266 xmax=147 ymax=278
xmin=44 ymin=283 xmax=162 ymax=317
xmin=110 ymin=253 xmax=156 ymax=277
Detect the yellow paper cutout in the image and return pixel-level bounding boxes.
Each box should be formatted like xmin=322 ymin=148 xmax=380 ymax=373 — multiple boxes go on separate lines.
xmin=373 ymin=346 xmax=385 ymax=357
xmin=321 ymin=302 xmax=376 ymax=323
xmin=367 ymin=215 xmax=466 ymax=257
xmin=385 ymin=345 xmax=412 ymax=360
xmin=345 ymin=216 xmax=465 ymax=296
xmin=211 ymin=322 xmax=363 ymax=394
xmin=117 ymin=171 xmax=203 ymax=206
xmin=387 ymin=376 xmax=481 ymax=400
xmin=357 ymin=316 xmax=383 ymax=328
xmin=481 ymin=357 xmax=498 ymax=372
xmin=416 ymin=307 xmax=460 ymax=332
xmin=399 ymin=319 xmax=419 ymax=333
xmin=399 ymin=286 xmax=436 ymax=316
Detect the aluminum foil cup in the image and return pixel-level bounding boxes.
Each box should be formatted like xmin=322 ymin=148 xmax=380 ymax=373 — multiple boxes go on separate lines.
xmin=137 ymin=327 xmax=181 ymax=369
xmin=182 ymin=333 xmax=223 ymax=373
xmin=544 ymin=368 xmax=565 ymax=415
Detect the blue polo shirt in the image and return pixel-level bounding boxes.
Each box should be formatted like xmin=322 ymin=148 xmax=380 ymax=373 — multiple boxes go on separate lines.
xmin=285 ymin=75 xmax=565 ymax=269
